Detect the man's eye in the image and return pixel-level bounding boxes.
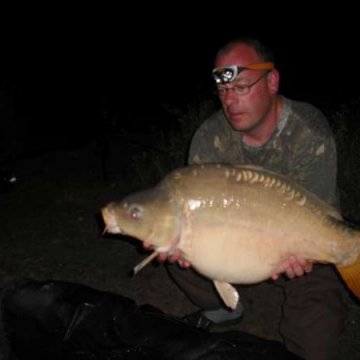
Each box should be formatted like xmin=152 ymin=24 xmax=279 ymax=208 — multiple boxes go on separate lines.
xmin=235 ymin=85 xmax=248 ymax=91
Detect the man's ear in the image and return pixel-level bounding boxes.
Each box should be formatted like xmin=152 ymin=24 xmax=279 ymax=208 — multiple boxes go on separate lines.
xmin=267 ymin=69 xmax=280 ymax=94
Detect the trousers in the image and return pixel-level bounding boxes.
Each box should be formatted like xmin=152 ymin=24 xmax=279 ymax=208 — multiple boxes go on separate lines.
xmin=167 ymin=263 xmax=349 ymax=360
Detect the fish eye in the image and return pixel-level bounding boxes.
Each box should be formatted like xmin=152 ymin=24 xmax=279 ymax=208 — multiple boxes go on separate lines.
xmin=130 ymin=206 xmax=141 ymax=219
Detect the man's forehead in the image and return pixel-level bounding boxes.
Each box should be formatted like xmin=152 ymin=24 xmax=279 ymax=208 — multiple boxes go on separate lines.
xmin=215 ymin=44 xmax=259 ymax=67
xmin=216 ymin=65 xmax=254 ymax=73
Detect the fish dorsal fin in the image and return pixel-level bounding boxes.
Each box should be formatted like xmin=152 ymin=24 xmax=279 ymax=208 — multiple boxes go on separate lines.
xmin=213 ymin=280 xmax=239 ymax=310
xmin=336 ymin=257 xmax=360 ymax=300
xmin=233 ymin=164 xmax=265 ymax=172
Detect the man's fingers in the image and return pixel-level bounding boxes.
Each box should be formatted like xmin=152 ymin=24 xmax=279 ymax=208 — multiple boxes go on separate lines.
xmin=272 ymin=258 xmax=313 ymax=281
xmin=157 ymin=250 xmax=183 ymax=264
xmin=298 ymin=258 xmax=313 ymax=273
xmin=283 ymin=257 xmax=313 ymax=279
xmin=168 ymin=251 xmax=181 ymax=263
xmin=157 ymin=252 xmax=168 ymax=262
xmin=143 ymin=242 xmax=153 ymax=250
xmin=284 ymin=261 xmax=296 ymax=279
xmin=178 ymin=259 xmax=191 ymax=268
xmin=142 ymin=244 xmax=191 ymax=268
xmin=292 ymin=261 xmax=305 ymax=277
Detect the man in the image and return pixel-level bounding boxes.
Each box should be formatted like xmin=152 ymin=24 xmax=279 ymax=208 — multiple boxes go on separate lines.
xmin=147 ymin=37 xmax=349 ymax=359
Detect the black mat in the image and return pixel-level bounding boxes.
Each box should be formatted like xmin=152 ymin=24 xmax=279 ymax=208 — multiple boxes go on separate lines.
xmin=0 ymin=279 xmax=302 ymax=360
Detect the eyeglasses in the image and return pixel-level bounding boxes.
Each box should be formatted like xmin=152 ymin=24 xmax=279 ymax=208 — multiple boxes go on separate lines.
xmin=216 ymin=70 xmax=271 ymax=97
xmin=212 ymin=62 xmax=274 ymax=84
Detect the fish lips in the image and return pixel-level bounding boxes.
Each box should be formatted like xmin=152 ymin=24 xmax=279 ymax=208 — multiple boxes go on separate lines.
xmin=101 ymin=207 xmax=123 ymax=235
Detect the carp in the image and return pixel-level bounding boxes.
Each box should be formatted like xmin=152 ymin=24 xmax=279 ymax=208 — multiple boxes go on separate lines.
xmin=101 ymin=163 xmax=360 ymax=309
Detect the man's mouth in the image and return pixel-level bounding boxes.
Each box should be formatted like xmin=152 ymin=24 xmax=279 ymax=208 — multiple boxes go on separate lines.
xmin=228 ymin=111 xmax=245 ymax=117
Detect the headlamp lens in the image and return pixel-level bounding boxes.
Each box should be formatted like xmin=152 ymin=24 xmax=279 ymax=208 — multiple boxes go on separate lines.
xmin=212 ymin=66 xmax=239 ymax=84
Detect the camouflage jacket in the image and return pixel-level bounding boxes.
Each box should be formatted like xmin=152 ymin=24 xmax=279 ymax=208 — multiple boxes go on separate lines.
xmin=188 ymin=96 xmax=338 ymax=206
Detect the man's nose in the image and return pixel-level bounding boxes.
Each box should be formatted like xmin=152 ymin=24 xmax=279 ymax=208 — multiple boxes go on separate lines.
xmin=222 ymin=88 xmax=237 ymax=106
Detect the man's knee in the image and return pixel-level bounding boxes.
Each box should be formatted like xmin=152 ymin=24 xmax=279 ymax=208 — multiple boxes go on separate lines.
xmin=280 ymin=268 xmax=348 ymax=359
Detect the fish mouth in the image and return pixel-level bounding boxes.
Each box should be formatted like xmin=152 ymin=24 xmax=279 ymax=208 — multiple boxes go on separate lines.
xmin=101 ymin=207 xmax=123 ymax=235
xmin=101 ymin=205 xmax=181 ymax=255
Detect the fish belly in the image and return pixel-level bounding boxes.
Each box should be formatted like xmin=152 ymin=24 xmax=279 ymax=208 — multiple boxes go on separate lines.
xmin=181 ymin=224 xmax=287 ymax=284
xmin=178 ymin=208 xmax=343 ymax=285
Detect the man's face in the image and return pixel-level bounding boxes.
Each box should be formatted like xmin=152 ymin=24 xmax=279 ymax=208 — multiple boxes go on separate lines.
xmin=215 ymin=44 xmax=278 ymax=132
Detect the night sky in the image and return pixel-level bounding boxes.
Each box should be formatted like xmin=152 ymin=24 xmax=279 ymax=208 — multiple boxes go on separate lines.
xmin=2 ymin=7 xmax=360 ymax=157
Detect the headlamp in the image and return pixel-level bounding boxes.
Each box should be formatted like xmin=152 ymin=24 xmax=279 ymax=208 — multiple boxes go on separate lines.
xmin=212 ymin=62 xmax=275 ymax=84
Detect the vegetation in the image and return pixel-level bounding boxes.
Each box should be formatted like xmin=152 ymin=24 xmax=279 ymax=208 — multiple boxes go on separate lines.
xmin=328 ymin=98 xmax=360 ymax=222
xmin=130 ymin=98 xmax=218 ymax=186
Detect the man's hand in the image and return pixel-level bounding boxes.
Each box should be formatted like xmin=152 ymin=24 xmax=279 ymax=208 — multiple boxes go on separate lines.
xmin=142 ymin=242 xmax=191 ymax=268
xmin=271 ymin=256 xmax=313 ymax=280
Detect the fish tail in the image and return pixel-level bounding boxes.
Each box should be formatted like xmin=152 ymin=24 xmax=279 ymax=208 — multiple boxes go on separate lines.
xmin=336 ymin=257 xmax=360 ymax=300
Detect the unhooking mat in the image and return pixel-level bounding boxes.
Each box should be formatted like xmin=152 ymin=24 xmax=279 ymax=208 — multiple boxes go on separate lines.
xmin=0 ymin=279 xmax=302 ymax=360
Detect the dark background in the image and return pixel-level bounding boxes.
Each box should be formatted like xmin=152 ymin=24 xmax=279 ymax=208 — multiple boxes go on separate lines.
xmin=2 ymin=7 xmax=360 ymax=159
xmin=2 ymin=10 xmax=360 ymax=360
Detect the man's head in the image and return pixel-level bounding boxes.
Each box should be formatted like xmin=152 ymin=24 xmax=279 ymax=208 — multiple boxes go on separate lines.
xmin=213 ymin=37 xmax=280 ymax=135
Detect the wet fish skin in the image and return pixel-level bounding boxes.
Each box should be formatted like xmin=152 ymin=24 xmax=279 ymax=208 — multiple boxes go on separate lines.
xmin=101 ymin=163 xmax=360 ymax=308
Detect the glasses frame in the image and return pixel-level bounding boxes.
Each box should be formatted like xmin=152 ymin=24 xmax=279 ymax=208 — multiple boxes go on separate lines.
xmin=216 ymin=70 xmax=271 ymax=97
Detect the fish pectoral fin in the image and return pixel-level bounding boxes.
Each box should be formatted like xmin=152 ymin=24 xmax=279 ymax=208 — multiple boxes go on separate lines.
xmin=336 ymin=257 xmax=360 ymax=300
xmin=213 ymin=280 xmax=239 ymax=310
xmin=133 ymin=251 xmax=159 ymax=275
